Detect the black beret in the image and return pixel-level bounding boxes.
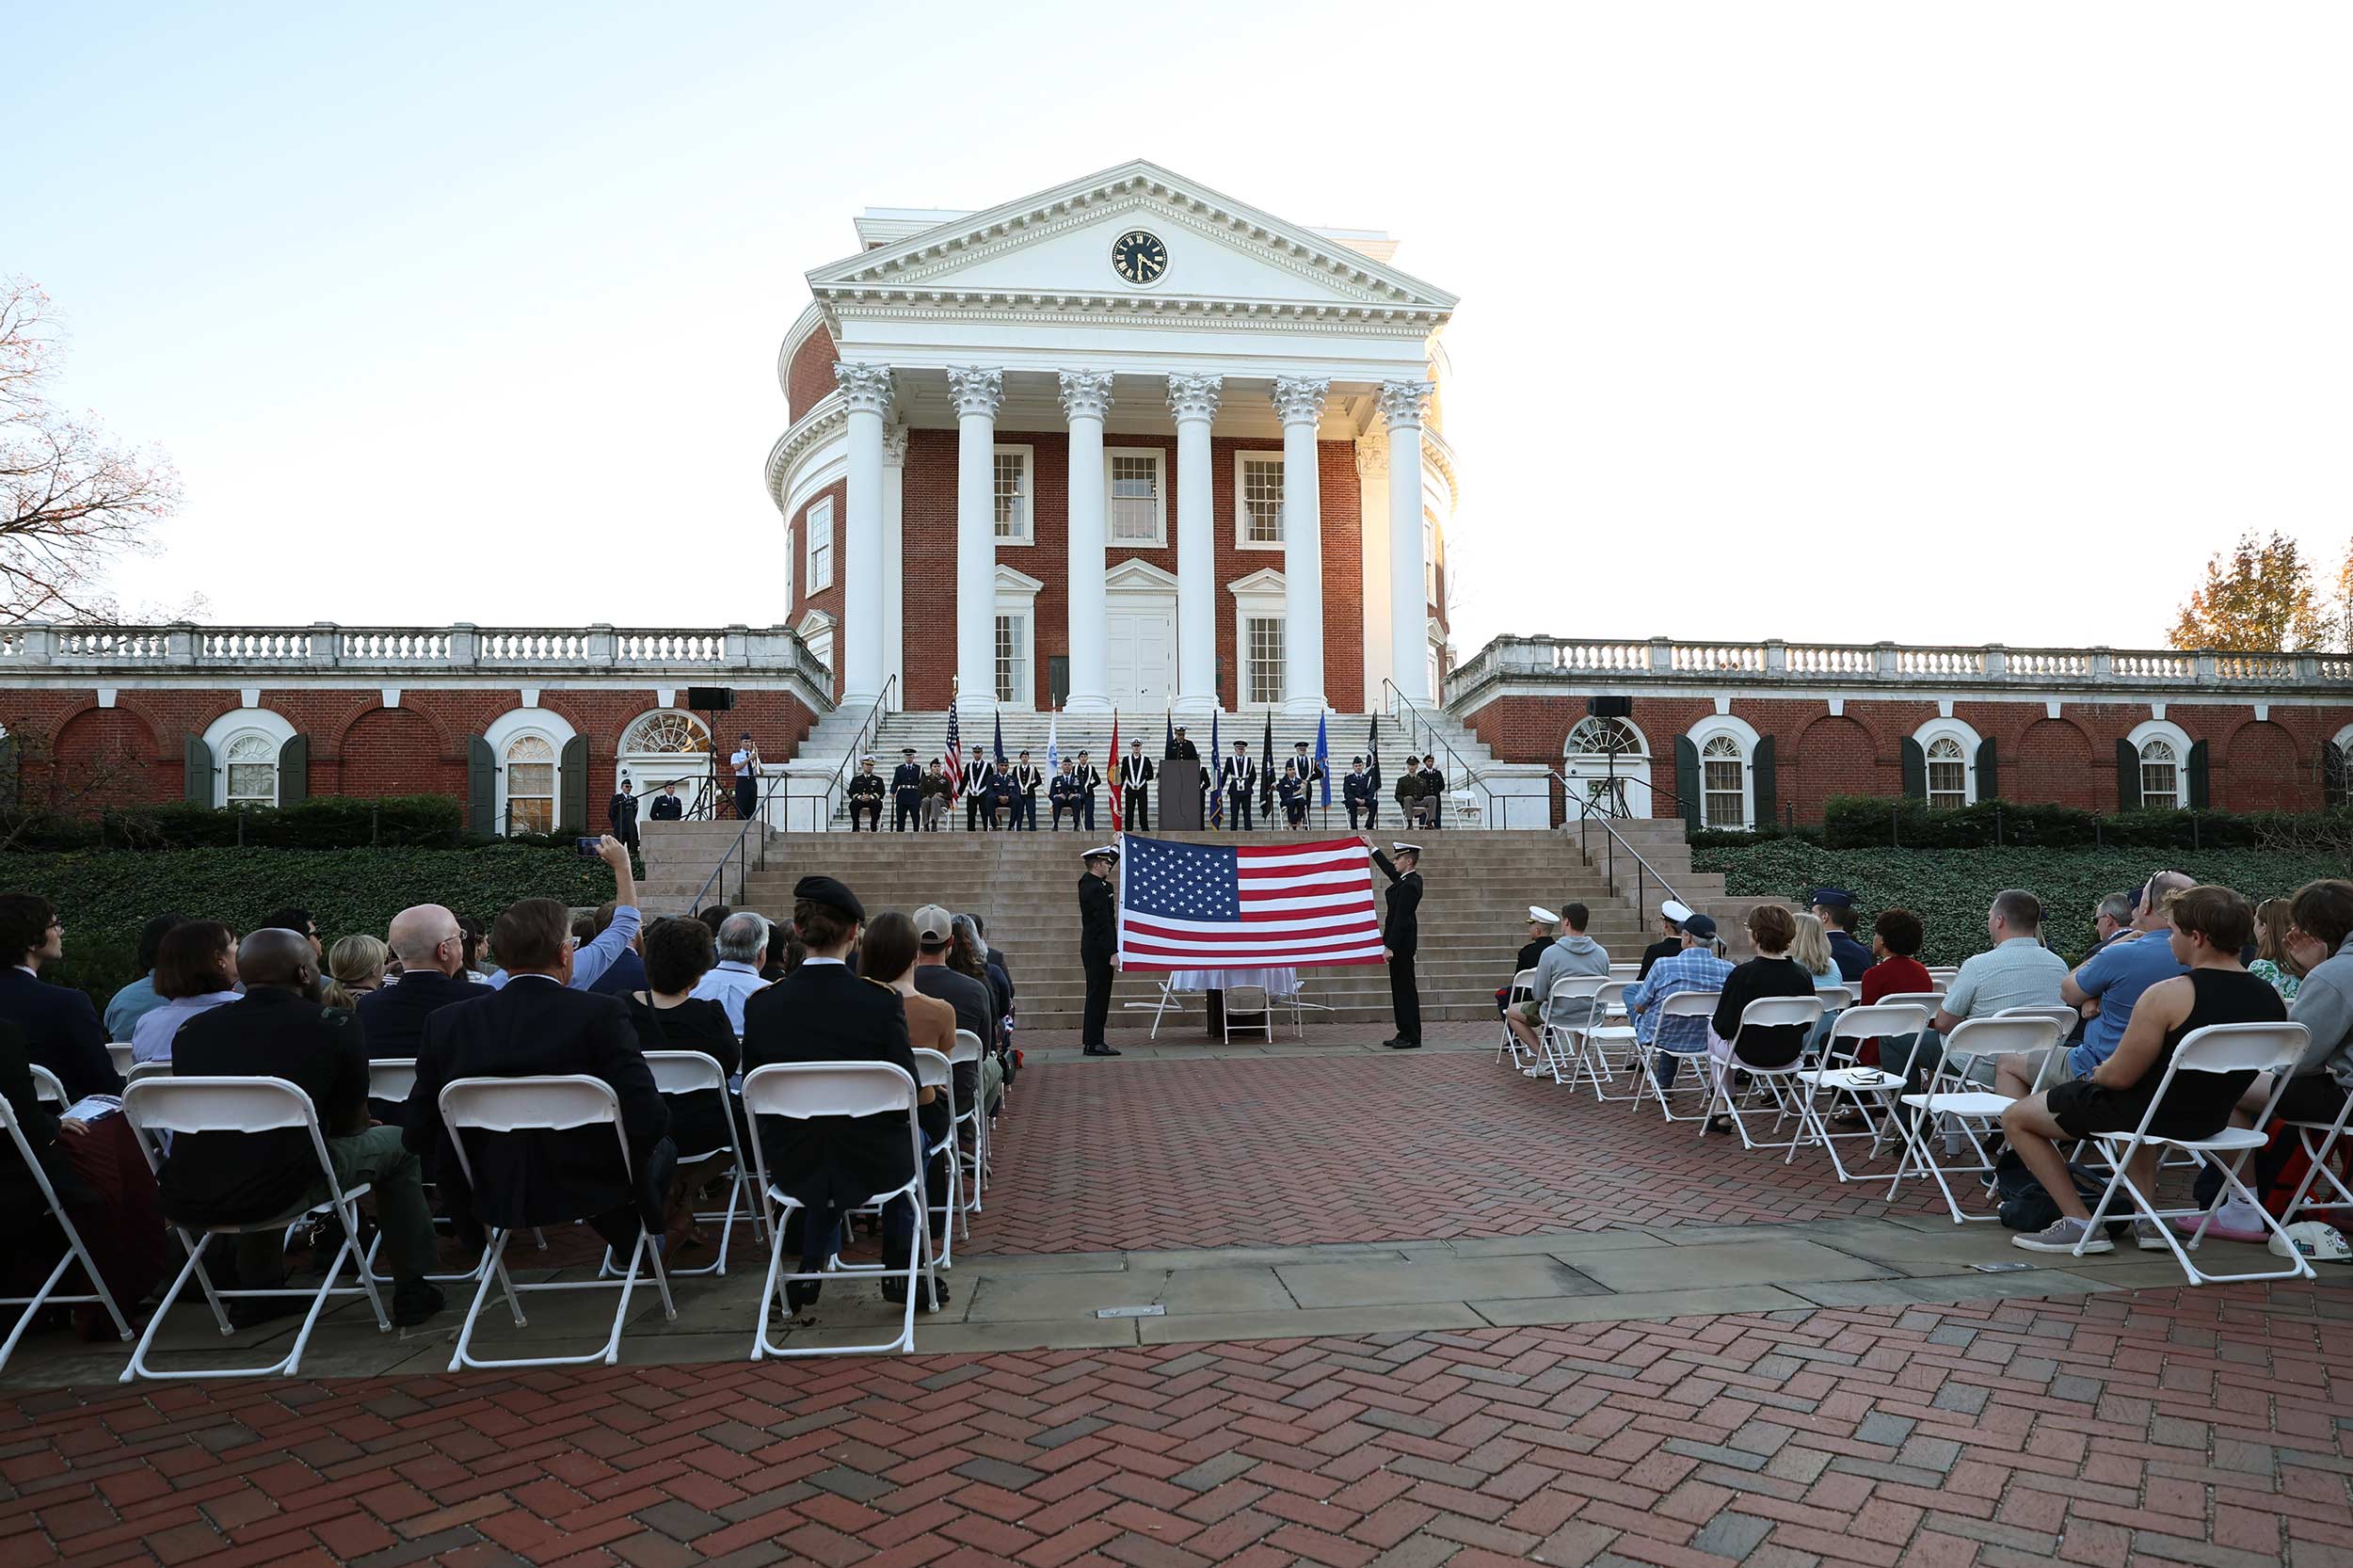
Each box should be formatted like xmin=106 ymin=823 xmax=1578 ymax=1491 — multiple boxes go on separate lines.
xmin=792 ymin=875 xmax=865 ymax=922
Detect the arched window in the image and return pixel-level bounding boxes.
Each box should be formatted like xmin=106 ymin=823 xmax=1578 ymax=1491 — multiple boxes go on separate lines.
xmin=1702 ymin=735 xmax=1746 ymax=827
xmin=1925 ymin=737 xmax=1968 ymax=810
xmin=1564 ymin=716 xmax=1652 ymax=818
xmin=2138 ymin=739 xmax=2181 ymax=810
xmin=504 ymin=734 xmax=557 ymax=833
xmin=222 ymin=732 xmax=279 ymax=807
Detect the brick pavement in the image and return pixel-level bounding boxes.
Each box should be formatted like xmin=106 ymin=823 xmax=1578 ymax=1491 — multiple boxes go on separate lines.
xmin=967 ymin=1041 xmax=1945 ymax=1255
xmin=5 ymin=1280 xmax=2346 ymax=1568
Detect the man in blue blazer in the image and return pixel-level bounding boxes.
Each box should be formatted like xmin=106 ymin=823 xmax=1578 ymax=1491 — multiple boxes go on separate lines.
xmin=0 ymin=894 xmax=120 ymax=1101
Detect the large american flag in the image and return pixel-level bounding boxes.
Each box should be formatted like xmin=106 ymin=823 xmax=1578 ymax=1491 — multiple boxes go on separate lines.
xmin=1117 ymin=834 xmax=1385 ymax=970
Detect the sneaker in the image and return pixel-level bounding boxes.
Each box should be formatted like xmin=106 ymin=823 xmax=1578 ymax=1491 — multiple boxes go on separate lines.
xmin=2133 ymin=1220 xmax=2173 ymax=1252
xmin=2172 ymin=1200 xmax=2268 ymax=1245
xmin=2013 ymin=1216 xmax=2112 ymax=1255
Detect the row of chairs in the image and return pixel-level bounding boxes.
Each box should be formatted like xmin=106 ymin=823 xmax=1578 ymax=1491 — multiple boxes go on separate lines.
xmin=1128 ymin=978 xmax=1334 ymax=1043
xmin=1497 ymin=964 xmax=2339 ymax=1287
xmin=2 ymin=1030 xmax=1000 ymax=1377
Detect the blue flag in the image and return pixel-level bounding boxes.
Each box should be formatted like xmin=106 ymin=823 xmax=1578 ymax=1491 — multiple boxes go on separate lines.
xmin=1315 ymin=712 xmax=1332 ymax=807
xmin=992 ymin=712 xmax=1007 ymax=767
xmin=1208 ymin=709 xmax=1223 ymax=825
xmin=1165 ymin=710 xmax=1174 ymax=756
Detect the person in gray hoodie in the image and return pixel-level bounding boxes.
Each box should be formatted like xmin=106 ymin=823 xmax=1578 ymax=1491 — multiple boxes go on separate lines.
xmin=2233 ymin=879 xmax=2353 ymax=1131
xmin=1506 ymin=902 xmax=1612 ymax=1059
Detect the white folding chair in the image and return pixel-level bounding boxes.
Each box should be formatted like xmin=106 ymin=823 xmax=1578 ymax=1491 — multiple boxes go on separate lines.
xmin=742 ymin=1061 xmax=938 ymax=1359
xmin=1222 ymin=985 xmax=1275 ymax=1046
xmin=1566 ymin=980 xmax=1641 ymax=1101
xmin=1817 ymin=985 xmax=1857 ymax=1013
xmin=1997 ymin=1004 xmax=2081 ymax=1030
xmin=1497 ymin=968 xmax=1538 ymax=1067
xmin=437 ymin=1075 xmax=677 ymax=1371
xmin=2279 ymin=1088 xmax=2353 ymax=1230
xmin=1609 ymin=963 xmax=1642 ymax=979
xmin=1 ymin=1068 xmax=134 ymax=1372
xmin=597 ymin=1051 xmax=761 ymax=1279
xmin=1870 ymin=992 xmax=1945 ymax=1080
xmin=357 ymin=1059 xmax=494 ymax=1287
xmin=949 ymin=1030 xmax=989 ymax=1207
xmin=1636 ymin=991 xmax=1722 ymax=1121
xmin=1926 ymin=967 xmax=1961 ymax=986
xmin=120 ymin=1077 xmax=392 ymax=1382
xmin=911 ymin=1048 xmax=967 ymax=1265
xmin=1885 ymin=1016 xmax=2066 ymax=1223
xmin=1283 ymin=983 xmax=1335 ymax=1037
xmin=2073 ymin=1023 xmax=2316 ymax=1285
xmin=105 ymin=1043 xmax=135 ymax=1079
xmin=1125 ymin=976 xmax=1202 ymax=1038
xmin=1530 ymin=977 xmax=1607 ymax=1085
xmin=1698 ymin=996 xmax=1828 ymax=1156
xmin=1795 ymin=1003 xmax=1929 ymax=1180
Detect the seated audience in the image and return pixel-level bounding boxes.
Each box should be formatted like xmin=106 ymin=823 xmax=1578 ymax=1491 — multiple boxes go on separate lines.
xmin=0 ymin=894 xmax=120 ymax=1100
xmin=1624 ymin=911 xmax=1731 ymax=1088
xmin=1277 ymin=762 xmax=1306 ymax=828
xmin=0 ymin=1017 xmax=166 ymax=1338
xmin=2089 ymin=891 xmax=2138 ymax=957
xmin=2004 ymin=885 xmax=2281 ymax=1254
xmin=458 ymin=914 xmax=493 ymax=983
xmin=1895 ymin=889 xmax=2071 ymax=1097
xmin=1812 ymin=888 xmax=1872 ymax=982
xmin=949 ymin=914 xmax=1008 ymax=1114
xmin=130 ymin=921 xmax=241 ymax=1064
xmin=863 ymin=910 xmax=958 ymax=1239
xmin=323 ymin=934 xmax=389 ymax=1010
xmin=585 ymin=902 xmax=649 ymax=998
xmin=1856 ymin=908 xmax=1933 ymax=1070
xmin=1792 ymin=913 xmax=1844 ymax=993
xmin=262 ymin=908 xmax=323 ymax=966
xmin=1640 ymin=902 xmax=1690 ymax=981
xmin=163 ymin=929 xmax=443 ymax=1325
xmin=485 ymin=837 xmax=641 ymax=992
xmin=1990 ymin=873 xmax=2189 ymax=1099
xmin=1498 ymin=905 xmax=1559 ymax=1018
xmin=690 ymin=911 xmax=772 ymax=1032
xmin=912 ymin=905 xmax=994 ymax=1115
xmin=1506 ymin=904 xmax=1610 ymax=1060
xmin=105 ymin=912 xmax=192 ymax=1042
xmin=696 ymin=904 xmax=731 ymax=941
xmin=2249 ymin=896 xmax=2305 ymax=1000
xmin=406 ymin=898 xmax=672 ymax=1256
xmin=740 ymin=878 xmax=944 ymax=1314
xmin=2228 ymin=878 xmax=2353 ymax=1151
xmin=624 ymin=916 xmax=741 ymax=1254
xmin=360 ymin=905 xmax=482 ymax=1063
xmin=759 ymin=918 xmax=797 ymax=984
xmin=1705 ymin=904 xmax=1817 ymax=1131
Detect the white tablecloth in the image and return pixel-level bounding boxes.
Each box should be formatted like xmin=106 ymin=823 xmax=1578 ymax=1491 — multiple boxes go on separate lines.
xmin=1169 ymin=968 xmax=1300 ymax=997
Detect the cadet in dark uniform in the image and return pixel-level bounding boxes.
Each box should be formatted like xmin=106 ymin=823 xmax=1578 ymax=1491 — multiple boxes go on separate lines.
xmin=1012 ymin=751 xmax=1043 ymax=830
xmin=1164 ymin=726 xmax=1199 ymax=763
xmin=1221 ymin=742 xmax=1258 ymax=831
xmin=1073 ymin=751 xmax=1101 ymax=829
xmin=648 ymin=784 xmax=684 ymax=822
xmin=1810 ymin=887 xmax=1872 ymax=983
xmin=1080 ymin=845 xmax=1120 ymax=1057
xmin=890 ymin=747 xmax=923 ymax=832
xmin=1369 ymin=839 xmax=1424 ymax=1048
xmin=1119 ymin=741 xmax=1156 ymax=831
xmin=1049 ymin=759 xmax=1080 ymax=829
xmin=1343 ymin=757 xmax=1375 ymax=830
xmin=740 ymin=876 xmax=947 ymax=1314
xmin=846 ymin=756 xmax=885 ymax=832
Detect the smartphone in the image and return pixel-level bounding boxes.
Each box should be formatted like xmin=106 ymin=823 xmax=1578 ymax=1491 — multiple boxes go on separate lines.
xmin=575 ymin=836 xmax=602 ymax=859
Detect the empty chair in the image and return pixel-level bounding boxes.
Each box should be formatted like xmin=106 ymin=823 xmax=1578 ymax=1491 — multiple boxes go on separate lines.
xmin=1796 ymin=1003 xmax=1930 ymax=1179
xmin=1127 ymin=977 xmax=1202 ymax=1039
xmin=742 ymin=1062 xmax=939 ymax=1359
xmin=120 ymin=1077 xmax=392 ymax=1382
xmin=1222 ymin=985 xmax=1274 ymax=1047
xmin=617 ymin=1051 xmax=759 ymax=1277
xmin=948 ymin=1029 xmax=990 ymax=1207
xmin=1885 ymin=1015 xmax=2066 ymax=1223
xmin=437 ymin=1075 xmax=677 ymax=1371
xmin=910 ymin=1048 xmax=967 ymax=1265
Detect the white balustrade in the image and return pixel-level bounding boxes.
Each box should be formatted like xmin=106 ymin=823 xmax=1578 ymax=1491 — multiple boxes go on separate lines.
xmin=339 ymin=631 xmax=453 ymax=663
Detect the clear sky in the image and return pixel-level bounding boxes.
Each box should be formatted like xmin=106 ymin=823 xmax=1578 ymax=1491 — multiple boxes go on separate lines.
xmin=9 ymin=2 xmax=2348 ymax=663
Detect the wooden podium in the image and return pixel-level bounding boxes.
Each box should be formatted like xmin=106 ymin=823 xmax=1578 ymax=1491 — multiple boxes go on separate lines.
xmin=1159 ymin=760 xmax=1204 ymax=830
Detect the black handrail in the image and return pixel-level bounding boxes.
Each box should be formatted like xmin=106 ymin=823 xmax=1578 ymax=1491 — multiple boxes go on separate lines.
xmin=1381 ymin=677 xmax=1493 ymax=823
xmin=814 ymin=675 xmax=899 ymax=829
xmin=1553 ymin=768 xmax=1689 ymax=920
xmin=682 ymin=769 xmax=779 ymax=915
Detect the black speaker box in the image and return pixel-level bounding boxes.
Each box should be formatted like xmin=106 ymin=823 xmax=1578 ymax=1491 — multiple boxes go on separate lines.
xmin=1588 ymin=696 xmax=1633 ymax=718
xmin=686 ymin=686 xmax=737 ymax=712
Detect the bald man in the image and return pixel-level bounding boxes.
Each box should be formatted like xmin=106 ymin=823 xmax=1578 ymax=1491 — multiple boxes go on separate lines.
xmin=161 ymin=927 xmax=445 ymax=1327
xmin=359 ymin=905 xmax=488 ymax=1097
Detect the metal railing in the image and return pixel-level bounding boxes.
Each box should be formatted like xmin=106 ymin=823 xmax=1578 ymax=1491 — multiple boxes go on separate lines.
xmin=804 ymin=676 xmax=899 ymax=832
xmin=1380 ymin=677 xmax=1516 ymax=828
xmin=680 ymin=772 xmax=781 ymax=916
xmin=1556 ymin=769 xmax=1689 ymax=920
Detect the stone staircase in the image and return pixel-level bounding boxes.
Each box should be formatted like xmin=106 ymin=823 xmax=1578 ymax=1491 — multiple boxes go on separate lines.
xmin=639 ymin=814 xmax=1765 ymax=1032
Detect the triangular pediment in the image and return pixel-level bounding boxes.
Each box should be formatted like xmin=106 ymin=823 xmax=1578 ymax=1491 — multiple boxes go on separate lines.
xmin=1106 ymin=557 xmax=1179 ymax=592
xmin=807 ymin=161 xmax=1455 ymax=322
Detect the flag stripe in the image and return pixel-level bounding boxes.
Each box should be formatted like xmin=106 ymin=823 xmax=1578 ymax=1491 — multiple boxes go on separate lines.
xmin=1126 ymin=911 xmax=1381 ymax=937
xmin=1117 ymin=831 xmax=1385 ymax=972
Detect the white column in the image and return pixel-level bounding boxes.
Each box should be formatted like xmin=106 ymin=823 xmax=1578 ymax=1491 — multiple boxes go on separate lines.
xmin=881 ymin=422 xmax=907 ymax=711
xmin=1168 ymin=373 xmax=1223 ymax=715
xmin=1272 ymin=377 xmax=1330 ymax=714
xmin=948 ymin=366 xmax=1004 ymax=715
xmin=1356 ymin=436 xmax=1394 ymax=705
xmin=1380 ymin=379 xmax=1436 ymax=707
xmin=1059 ymin=371 xmax=1114 ymax=715
xmin=833 ymin=361 xmax=893 ymax=709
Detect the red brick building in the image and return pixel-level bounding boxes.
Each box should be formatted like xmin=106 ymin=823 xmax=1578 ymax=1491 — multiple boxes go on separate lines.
xmin=1448 ymin=636 xmax=2353 ymax=827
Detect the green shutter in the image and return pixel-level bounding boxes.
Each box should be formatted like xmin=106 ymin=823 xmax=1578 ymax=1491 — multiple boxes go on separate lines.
xmin=2186 ymin=739 xmax=2210 ymax=810
xmin=2116 ymin=738 xmax=2139 ymax=810
xmin=1674 ymin=735 xmax=1702 ymax=833
xmin=467 ymin=735 xmax=495 ymax=835
xmin=1975 ymin=737 xmax=1998 ymax=802
xmin=0 ymin=734 xmax=17 ymax=814
xmin=560 ymin=734 xmax=589 ymax=833
xmin=1899 ymin=737 xmax=1927 ymax=800
xmin=1752 ymin=736 xmax=1776 ymax=828
xmin=2327 ymin=740 xmax=2347 ymax=809
xmin=184 ymin=734 xmax=213 ymax=804
xmin=278 ymin=734 xmax=309 ymax=804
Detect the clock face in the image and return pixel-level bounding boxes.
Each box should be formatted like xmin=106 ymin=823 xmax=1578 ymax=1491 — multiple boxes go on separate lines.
xmin=1111 ymin=229 xmax=1169 ymax=285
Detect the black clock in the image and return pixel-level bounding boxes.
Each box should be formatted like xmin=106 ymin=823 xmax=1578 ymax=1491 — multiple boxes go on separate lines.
xmin=1111 ymin=229 xmax=1169 ymax=285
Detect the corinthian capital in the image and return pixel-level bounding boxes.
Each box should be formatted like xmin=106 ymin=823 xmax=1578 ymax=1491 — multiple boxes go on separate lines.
xmin=1269 ymin=377 xmax=1331 ymax=427
xmin=1354 ymin=437 xmax=1389 ymax=479
xmin=1165 ymin=372 xmax=1223 ymax=423
xmin=1376 ymin=378 xmax=1435 ymax=432
xmin=946 ymin=366 xmax=1005 ymax=419
xmin=881 ymin=423 xmax=909 ymax=465
xmin=834 ymin=361 xmax=895 ymax=416
xmin=1057 ymin=370 xmax=1115 ymax=423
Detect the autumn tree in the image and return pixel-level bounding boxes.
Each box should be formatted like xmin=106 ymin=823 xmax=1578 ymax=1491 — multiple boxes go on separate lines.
xmin=2168 ymin=530 xmax=2333 ymax=652
xmin=1 ymin=277 xmax=182 ymax=620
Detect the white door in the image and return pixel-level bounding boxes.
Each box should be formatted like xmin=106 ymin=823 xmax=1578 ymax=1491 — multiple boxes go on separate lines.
xmin=1104 ymin=600 xmax=1176 ymax=709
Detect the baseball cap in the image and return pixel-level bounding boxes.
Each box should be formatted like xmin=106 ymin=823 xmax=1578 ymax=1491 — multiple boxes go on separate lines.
xmin=912 ymin=904 xmax=955 ymax=947
xmin=1681 ymin=912 xmax=1719 ymax=940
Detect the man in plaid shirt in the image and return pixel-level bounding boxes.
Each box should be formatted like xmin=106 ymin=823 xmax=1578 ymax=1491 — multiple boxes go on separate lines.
xmin=1623 ymin=911 xmax=1734 ymax=1089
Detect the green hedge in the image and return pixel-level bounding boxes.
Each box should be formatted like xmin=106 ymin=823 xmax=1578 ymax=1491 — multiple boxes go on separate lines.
xmin=1816 ymin=795 xmax=2353 ymax=853
xmin=0 ymin=795 xmax=485 ymax=852
xmin=1691 ymin=839 xmax=2349 ymax=967
xmin=1 ymin=845 xmax=623 ymax=1006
